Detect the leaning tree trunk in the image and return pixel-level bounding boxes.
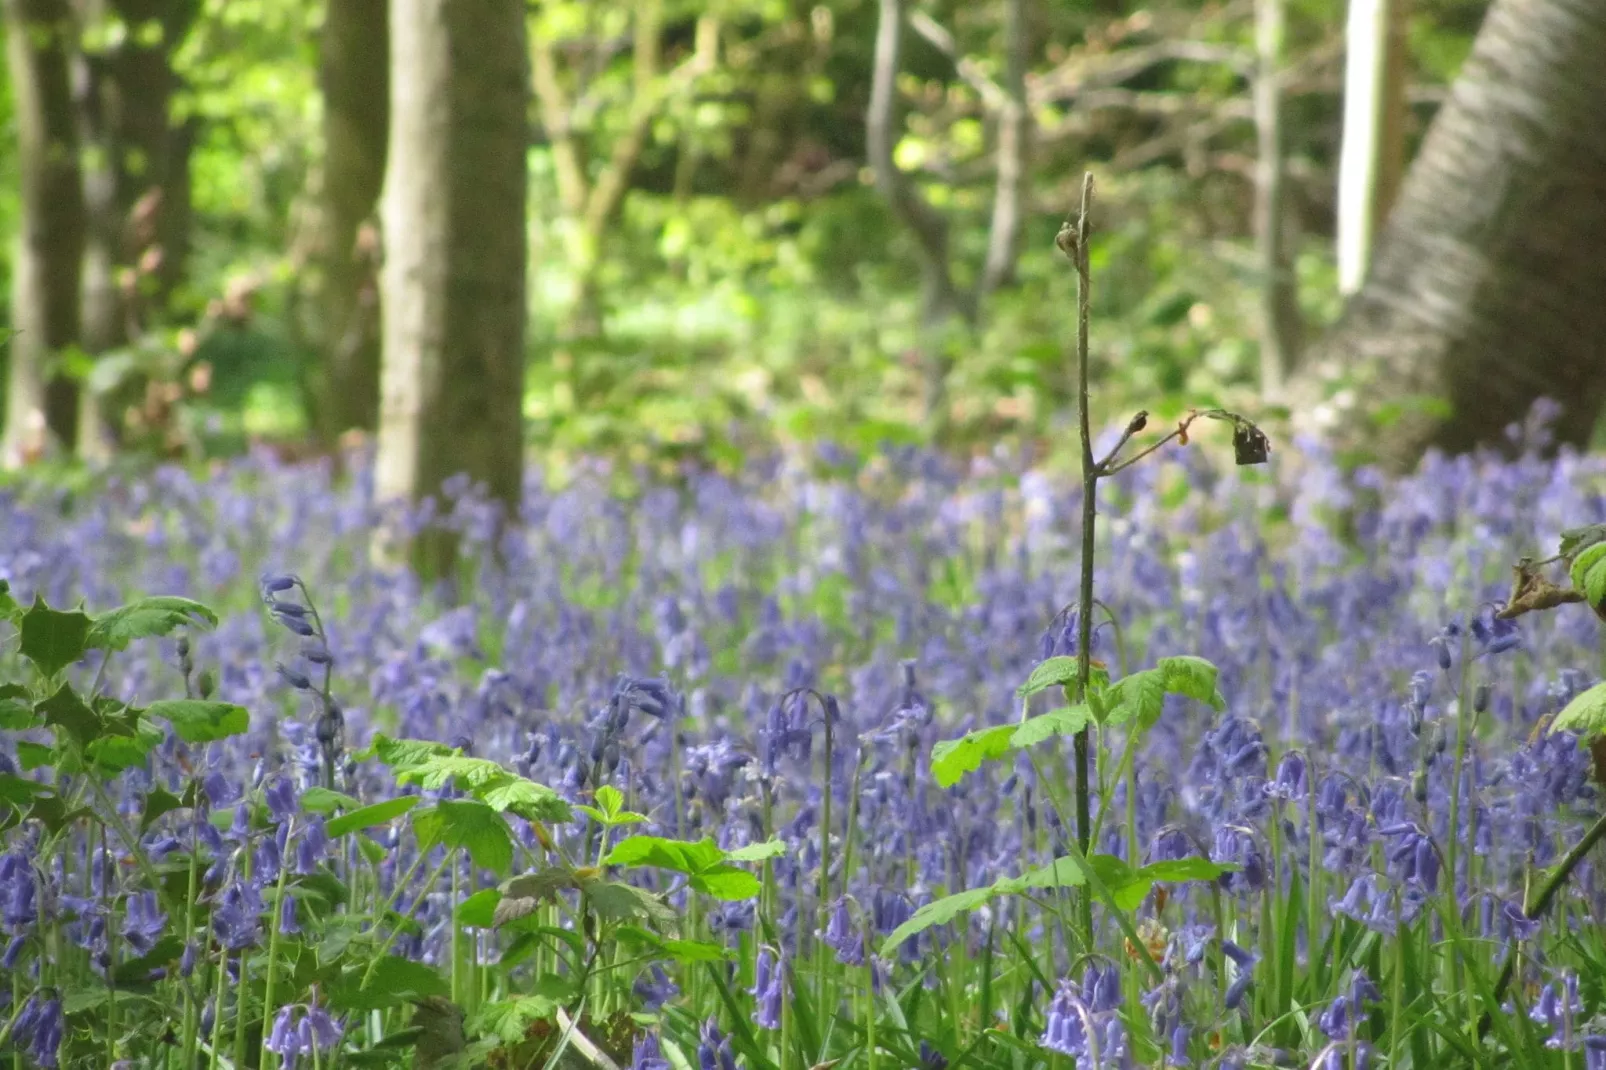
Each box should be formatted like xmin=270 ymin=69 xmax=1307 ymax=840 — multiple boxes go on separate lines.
xmin=375 ymin=0 xmax=528 ymax=580
xmin=3 ymin=0 xmax=85 ymax=467
xmin=1295 ymin=0 xmax=1606 ymax=465
xmin=315 ymin=0 xmax=388 ymax=440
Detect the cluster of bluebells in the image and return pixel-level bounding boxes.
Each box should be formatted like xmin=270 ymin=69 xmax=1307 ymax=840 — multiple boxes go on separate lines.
xmin=264 ymin=1000 xmax=344 ymax=1068
xmin=0 ymin=424 xmax=1603 ymax=1065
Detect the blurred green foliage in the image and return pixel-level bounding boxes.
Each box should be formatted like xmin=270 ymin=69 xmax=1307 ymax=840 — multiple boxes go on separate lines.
xmin=0 ymin=0 xmax=1484 ymax=471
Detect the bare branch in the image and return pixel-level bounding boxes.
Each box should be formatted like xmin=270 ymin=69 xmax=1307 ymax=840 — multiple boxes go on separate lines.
xmin=979 ymin=0 xmax=1029 ymax=300
xmin=908 ymin=11 xmax=1010 ymax=112
xmin=1031 ymin=39 xmax=1253 ymax=107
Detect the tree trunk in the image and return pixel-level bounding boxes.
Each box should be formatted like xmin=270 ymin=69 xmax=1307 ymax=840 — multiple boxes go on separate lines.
xmin=375 ymin=0 xmax=528 ymax=579
xmin=1335 ymin=0 xmax=1408 ymax=294
xmin=3 ymin=0 xmax=85 ymax=468
xmin=1296 ymin=0 xmax=1606 ymax=465
xmin=72 ymin=0 xmax=197 ymax=459
xmin=1253 ymin=0 xmax=1302 ymax=395
xmin=316 ymin=0 xmax=388 ymax=439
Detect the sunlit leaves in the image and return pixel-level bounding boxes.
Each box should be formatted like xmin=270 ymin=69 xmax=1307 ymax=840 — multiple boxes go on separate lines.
xmin=1551 ymin=682 xmax=1606 ymax=743
xmin=86 ymin=596 xmax=218 ymax=651
xmin=144 ymin=700 xmax=250 ymax=743
xmin=930 ymin=706 xmax=1093 ymax=788
xmin=1570 ymin=543 xmax=1606 ymax=608
xmin=378 ymin=745 xmax=572 ymax=824
xmin=326 ymin=796 xmax=420 ymax=838
xmin=413 ymin=801 xmax=514 ymax=876
xmin=603 ymin=835 xmax=770 ymax=900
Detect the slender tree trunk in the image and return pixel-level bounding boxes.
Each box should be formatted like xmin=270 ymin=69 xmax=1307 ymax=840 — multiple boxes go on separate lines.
xmin=4 ymin=0 xmax=85 ymax=467
xmin=376 ymin=0 xmax=528 ymax=578
xmin=1297 ymin=0 xmax=1606 ymax=464
xmin=316 ymin=0 xmax=388 ymax=439
xmin=1253 ymin=0 xmax=1302 ymax=395
xmin=1336 ymin=0 xmax=1408 ymax=294
xmin=977 ymin=0 xmax=1028 ymax=305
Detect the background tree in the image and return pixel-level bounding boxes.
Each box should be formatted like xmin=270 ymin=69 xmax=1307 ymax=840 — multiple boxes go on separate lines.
xmin=1334 ymin=0 xmax=1407 ymax=295
xmin=72 ymin=0 xmax=200 ymax=459
xmin=374 ymin=0 xmax=528 ymax=577
xmin=3 ymin=0 xmax=85 ymax=467
xmin=308 ymin=0 xmax=386 ymax=441
xmin=1293 ymin=0 xmax=1606 ymax=465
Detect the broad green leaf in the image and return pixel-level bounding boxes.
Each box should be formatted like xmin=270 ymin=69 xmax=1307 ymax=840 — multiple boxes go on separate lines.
xmin=140 ymin=786 xmax=188 ymax=831
xmin=1009 ymin=705 xmax=1093 ymax=749
xmin=604 ymin=835 xmax=727 ymax=875
xmin=725 ymin=839 xmax=787 ymax=863
xmin=477 ymin=775 xmax=572 ymax=823
xmin=16 ymin=741 xmax=52 ymax=771
xmin=86 ymin=720 xmax=163 ymax=773
xmin=0 ymin=776 xmax=48 ymax=807
xmin=1552 ymin=681 xmax=1606 ymax=742
xmin=0 ymin=580 xmax=20 ymax=624
xmin=300 ymin=787 xmax=361 ymax=813
xmin=472 ymin=996 xmax=556 ymax=1045
xmin=1017 ymin=656 xmax=1080 ymax=698
xmin=616 ymin=925 xmax=734 ymax=963
xmin=882 ymin=887 xmax=997 ymax=953
xmin=327 ymin=796 xmax=419 ymax=838
xmin=19 ymin=598 xmax=93 ymax=678
xmin=1103 ymin=670 xmax=1165 ymax=728
xmin=0 ymin=685 xmax=35 ymax=730
xmin=145 ymin=700 xmax=249 ymax=743
xmin=576 ymin=783 xmax=646 ymax=826
xmin=1571 ymin=543 xmax=1606 ymax=606
xmin=1561 ymin=523 xmax=1606 ymax=560
xmin=86 ymin=597 xmax=218 ymax=652
xmin=413 ymin=801 xmax=514 ymax=875
xmin=1137 ymin=858 xmax=1237 ymax=884
xmin=327 ymin=956 xmax=451 ymax=1011
xmin=691 ymin=865 xmax=761 ymax=901
xmin=457 ymin=889 xmax=502 ymax=928
xmin=594 ymin=784 xmax=623 ymax=817
xmin=577 ymin=878 xmax=678 ymax=925
xmin=930 ymin=724 xmax=1015 ymax=788
xmin=396 ymin=755 xmax=508 ymax=791
xmin=38 ymin=683 xmax=103 ymax=745
xmin=1157 ymin=656 xmax=1227 ymax=710
xmin=360 ymin=735 xmax=454 ymax=768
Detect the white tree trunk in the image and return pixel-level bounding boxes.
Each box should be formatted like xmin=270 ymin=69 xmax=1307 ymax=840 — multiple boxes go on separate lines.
xmin=1336 ymin=0 xmax=1407 ymax=294
xmin=375 ymin=0 xmax=528 ymax=575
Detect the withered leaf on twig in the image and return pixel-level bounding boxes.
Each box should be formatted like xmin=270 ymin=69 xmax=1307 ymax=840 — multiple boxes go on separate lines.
xmin=1497 ymin=560 xmax=1585 ymax=620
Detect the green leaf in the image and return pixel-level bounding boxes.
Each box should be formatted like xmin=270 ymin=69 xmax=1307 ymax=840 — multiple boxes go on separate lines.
xmin=326 ymin=796 xmax=419 ymax=838
xmin=19 ymin=598 xmax=93 ymax=678
xmin=327 ymin=956 xmax=451 ymax=1011
xmin=413 ymin=801 xmax=514 ymax=875
xmin=395 ymin=755 xmax=508 ymax=791
xmin=145 ymin=700 xmax=249 ymax=743
xmin=1017 ymin=656 xmax=1080 ymax=698
xmin=0 ymin=685 xmax=36 ymax=730
xmin=38 ymin=683 xmax=104 ymax=745
xmin=616 ymin=925 xmax=734 ymax=963
xmin=1551 ymin=681 xmax=1606 ymax=742
xmin=1561 ymin=524 xmax=1606 ymax=560
xmin=1009 ymin=705 xmax=1093 ymax=749
xmin=691 ymin=865 xmax=762 ymax=901
xmin=725 ymin=839 xmax=787 ymax=863
xmin=359 ymin=735 xmax=455 ymax=768
xmin=577 ymin=878 xmax=678 ymax=925
xmin=16 ymin=741 xmax=52 ymax=771
xmin=472 ymin=995 xmax=556 ymax=1045
xmin=476 ymin=775 xmax=572 ymax=823
xmin=1137 ymin=858 xmax=1237 ymax=884
xmin=882 ymin=886 xmax=997 ymax=953
xmin=456 ymin=889 xmax=501 ymax=928
xmin=86 ymin=720 xmax=163 ymax=773
xmin=140 ymin=786 xmax=188 ymax=831
xmin=594 ymin=784 xmax=623 ymax=817
xmin=1571 ymin=543 xmax=1606 ymax=607
xmin=1103 ymin=669 xmax=1166 ymax=728
xmin=86 ymin=596 xmax=218 ymax=652
xmin=0 ymin=580 xmax=20 ymax=624
xmin=300 ymin=787 xmax=361 ymax=814
xmin=929 ymin=723 xmax=1016 ymax=789
xmin=0 ymin=776 xmax=48 ymax=807
xmin=604 ymin=835 xmax=728 ymax=875
xmin=1157 ymin=656 xmax=1226 ymax=710
xmin=576 ymin=783 xmax=647 ymax=826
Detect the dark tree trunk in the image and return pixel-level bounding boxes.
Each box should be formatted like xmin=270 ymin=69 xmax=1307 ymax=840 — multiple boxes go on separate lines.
xmin=375 ymin=0 xmax=528 ymax=580
xmin=1296 ymin=0 xmax=1606 ymax=465
xmin=4 ymin=0 xmax=85 ymax=466
xmin=315 ymin=0 xmax=388 ymax=439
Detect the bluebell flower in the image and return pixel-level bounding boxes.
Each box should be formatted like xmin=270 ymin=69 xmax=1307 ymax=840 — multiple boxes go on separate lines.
xmin=633 ymin=1032 xmax=672 ymax=1070
xmin=697 ymin=1018 xmax=738 ymax=1070
xmin=120 ymin=891 xmax=167 ymax=955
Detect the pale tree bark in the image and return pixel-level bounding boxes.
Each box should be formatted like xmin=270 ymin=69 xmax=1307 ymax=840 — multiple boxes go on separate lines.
xmin=4 ymin=0 xmax=85 ymax=467
xmin=1253 ymin=0 xmax=1302 ymax=395
xmin=313 ymin=0 xmax=388 ymax=440
xmin=375 ymin=0 xmax=528 ymax=579
xmin=1295 ymin=0 xmax=1606 ymax=465
xmin=532 ymin=2 xmax=715 ymax=341
xmin=872 ymin=0 xmax=1032 ymax=425
xmin=71 ymin=0 xmax=198 ymax=460
xmin=1335 ymin=0 xmax=1408 ymax=294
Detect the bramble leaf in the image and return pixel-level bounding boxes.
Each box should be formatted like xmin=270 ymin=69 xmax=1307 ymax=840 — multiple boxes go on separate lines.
xmin=413 ymin=801 xmax=514 ymax=875
xmin=86 ymin=597 xmax=217 ymax=652
xmin=1551 ymin=681 xmax=1606 ymax=743
xmin=20 ymin=599 xmax=93 ymax=678
xmin=1009 ymin=705 xmax=1094 ymax=749
xmin=1570 ymin=543 xmax=1606 ymax=608
xmin=930 ymin=724 xmax=1015 ymax=788
xmin=145 ymin=700 xmax=249 ymax=743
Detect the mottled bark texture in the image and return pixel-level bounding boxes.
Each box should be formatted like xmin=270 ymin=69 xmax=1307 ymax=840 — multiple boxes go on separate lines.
xmin=4 ymin=0 xmax=85 ymax=466
xmin=314 ymin=0 xmax=388 ymax=439
xmin=1296 ymin=0 xmax=1606 ymax=465
xmin=375 ymin=0 xmax=528 ymax=578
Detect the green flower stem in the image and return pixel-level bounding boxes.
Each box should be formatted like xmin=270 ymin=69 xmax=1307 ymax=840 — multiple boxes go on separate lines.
xmin=260 ymin=817 xmax=296 ymax=1070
